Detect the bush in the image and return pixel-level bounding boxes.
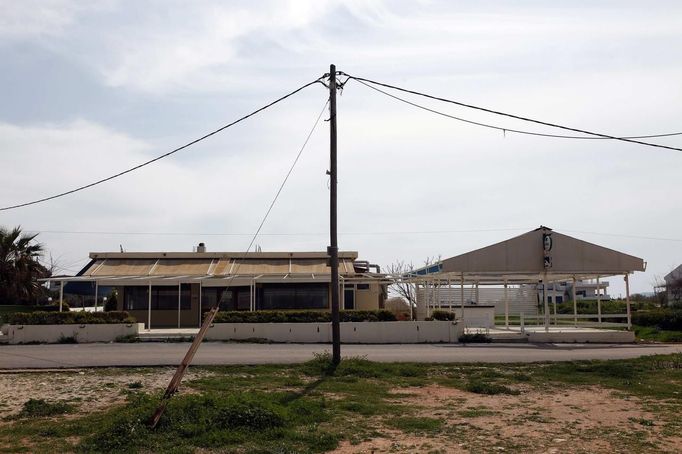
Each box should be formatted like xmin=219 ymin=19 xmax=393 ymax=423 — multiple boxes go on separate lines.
xmin=105 ymin=291 xmax=118 ymax=312
xmin=211 ymin=310 xmax=396 ymax=324
xmin=430 ymin=310 xmax=456 ymax=321
xmin=18 ymin=398 xmax=75 ymax=418
xmin=459 ymin=333 xmax=492 ymax=343
xmin=5 ymin=311 xmax=135 ymax=325
xmin=632 ymin=309 xmax=682 ymax=331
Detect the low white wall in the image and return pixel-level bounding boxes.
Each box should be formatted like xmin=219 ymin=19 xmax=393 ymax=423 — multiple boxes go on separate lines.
xmin=451 ymin=306 xmax=496 ymax=329
xmin=528 ymin=330 xmax=635 ymax=343
xmin=7 ymin=323 xmax=143 ymax=344
xmin=205 ymin=321 xmax=462 ymax=344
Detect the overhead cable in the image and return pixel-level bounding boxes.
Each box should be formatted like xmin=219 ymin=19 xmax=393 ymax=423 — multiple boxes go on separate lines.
xmin=0 ymin=77 xmax=326 ymax=211
xmin=341 ymin=73 xmax=682 ymax=153
xmin=353 ymin=78 xmax=682 ymax=141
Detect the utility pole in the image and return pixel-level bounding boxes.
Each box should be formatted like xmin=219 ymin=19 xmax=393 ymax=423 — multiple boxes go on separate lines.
xmin=328 ymin=64 xmax=341 ymax=365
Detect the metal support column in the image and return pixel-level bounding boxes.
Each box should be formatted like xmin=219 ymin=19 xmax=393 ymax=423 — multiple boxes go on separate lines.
xmin=94 ymin=281 xmax=99 ymax=313
xmin=147 ymin=281 xmax=152 ymax=331
xmin=177 ymin=282 xmax=181 ymax=328
xmin=543 ymin=273 xmax=550 ymax=332
xmin=572 ymin=276 xmax=578 ymax=327
xmin=460 ymin=273 xmax=465 ymax=324
xmin=625 ymin=274 xmax=632 ymax=330
xmin=59 ymin=280 xmax=64 ymax=312
xmin=597 ymin=275 xmax=602 ymax=324
xmin=504 ymin=279 xmax=509 ymax=329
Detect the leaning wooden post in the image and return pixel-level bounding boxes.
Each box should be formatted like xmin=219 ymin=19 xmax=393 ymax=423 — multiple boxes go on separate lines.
xmin=625 ymin=274 xmax=632 ymax=330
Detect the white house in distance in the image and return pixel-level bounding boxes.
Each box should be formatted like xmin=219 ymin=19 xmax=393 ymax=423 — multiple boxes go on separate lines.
xmin=664 ymin=264 xmax=682 ymax=306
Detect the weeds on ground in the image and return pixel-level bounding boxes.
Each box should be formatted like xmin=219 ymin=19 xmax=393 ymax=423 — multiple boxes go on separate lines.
xmin=1 ymin=354 xmax=681 ymax=453
xmin=16 ymin=398 xmax=76 ymax=418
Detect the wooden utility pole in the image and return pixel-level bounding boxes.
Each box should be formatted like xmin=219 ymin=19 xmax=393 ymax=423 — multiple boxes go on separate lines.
xmin=329 ymin=64 xmax=341 ymax=365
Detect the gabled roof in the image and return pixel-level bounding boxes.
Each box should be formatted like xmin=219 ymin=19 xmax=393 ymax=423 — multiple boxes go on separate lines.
xmin=428 ymin=226 xmax=645 ymax=280
xmin=664 ymin=264 xmax=682 ymax=283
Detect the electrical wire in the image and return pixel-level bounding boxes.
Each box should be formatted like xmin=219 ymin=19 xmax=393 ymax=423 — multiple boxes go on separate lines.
xmin=341 ymin=72 xmax=682 ymax=152
xmin=353 ymin=78 xmax=682 ymax=141
xmin=0 ymin=77 xmax=326 ymax=212
xmin=151 ymin=97 xmax=329 ymax=420
xmin=24 ymin=227 xmax=682 ymax=242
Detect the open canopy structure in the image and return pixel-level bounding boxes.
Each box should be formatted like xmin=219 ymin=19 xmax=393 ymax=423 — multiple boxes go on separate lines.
xmin=406 ymin=226 xmax=646 ymax=329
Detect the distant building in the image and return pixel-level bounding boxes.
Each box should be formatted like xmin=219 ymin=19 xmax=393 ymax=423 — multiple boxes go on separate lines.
xmin=664 ymin=264 xmax=682 ymax=306
xmin=57 ymin=245 xmax=387 ymax=328
xmin=537 ymin=279 xmax=610 ymax=305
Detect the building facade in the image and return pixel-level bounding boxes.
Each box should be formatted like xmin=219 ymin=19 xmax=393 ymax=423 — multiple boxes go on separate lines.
xmin=66 ymin=248 xmax=387 ymax=328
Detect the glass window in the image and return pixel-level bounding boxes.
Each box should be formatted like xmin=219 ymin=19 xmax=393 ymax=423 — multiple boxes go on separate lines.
xmin=123 ymin=285 xmax=191 ymax=311
xmin=259 ymin=283 xmax=328 ymax=310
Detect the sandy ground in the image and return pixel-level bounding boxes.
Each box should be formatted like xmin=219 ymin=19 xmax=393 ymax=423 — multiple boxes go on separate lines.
xmin=0 ymin=367 xmax=207 ymax=417
xmin=332 ymin=384 xmax=682 ymax=454
xmin=1 ymin=371 xmax=680 ymax=453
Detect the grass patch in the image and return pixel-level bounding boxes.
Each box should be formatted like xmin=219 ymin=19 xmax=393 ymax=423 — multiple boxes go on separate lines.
xmin=635 ymin=325 xmax=682 ymax=342
xmin=387 ymin=416 xmax=444 ymax=434
xmin=1 ymin=354 xmax=681 ymax=453
xmin=17 ymin=398 xmax=76 ymax=418
xmin=465 ymin=380 xmax=520 ymax=395
xmin=457 ymin=408 xmax=496 ymax=418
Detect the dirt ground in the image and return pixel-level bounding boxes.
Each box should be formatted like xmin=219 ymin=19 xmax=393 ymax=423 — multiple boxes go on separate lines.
xmin=1 ymin=370 xmax=680 ymax=453
xmin=332 ymin=384 xmax=682 ymax=454
xmin=0 ymin=367 xmax=209 ymax=417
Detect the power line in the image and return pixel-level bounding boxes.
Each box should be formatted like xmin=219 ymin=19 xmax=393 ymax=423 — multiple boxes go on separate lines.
xmin=25 ymin=227 xmax=529 ymax=236
xmin=353 ymin=78 xmax=682 ymax=141
xmin=0 ymin=77 xmax=326 ymax=212
xmin=24 ymin=227 xmax=682 ymax=242
xmin=149 ymin=97 xmax=330 ymax=426
xmin=341 ymin=73 xmax=682 ymax=153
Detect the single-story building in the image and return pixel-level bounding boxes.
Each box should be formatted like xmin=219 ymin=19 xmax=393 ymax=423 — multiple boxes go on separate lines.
xmin=54 ymin=246 xmax=388 ymax=328
xmin=407 ymin=226 xmax=646 ymax=329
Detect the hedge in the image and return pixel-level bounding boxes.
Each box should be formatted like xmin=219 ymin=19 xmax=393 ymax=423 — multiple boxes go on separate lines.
xmin=211 ymin=310 xmax=397 ymax=324
xmin=631 ymin=309 xmax=682 ymax=331
xmin=429 ymin=310 xmax=456 ymax=321
xmin=4 ymin=311 xmax=136 ymax=325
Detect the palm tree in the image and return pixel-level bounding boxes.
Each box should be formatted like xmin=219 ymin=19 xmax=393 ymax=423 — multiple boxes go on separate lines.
xmin=0 ymin=226 xmax=48 ymax=304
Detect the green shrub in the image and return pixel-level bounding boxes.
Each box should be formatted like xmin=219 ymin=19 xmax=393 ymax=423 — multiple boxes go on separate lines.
xmin=18 ymin=399 xmax=75 ymax=418
xmin=465 ymin=381 xmax=519 ymax=395
xmin=5 ymin=311 xmax=135 ymax=325
xmin=632 ymin=309 xmax=682 ymax=330
xmin=430 ymin=310 xmax=456 ymax=321
xmin=211 ymin=310 xmax=396 ymax=324
xmin=459 ymin=333 xmax=492 ymax=343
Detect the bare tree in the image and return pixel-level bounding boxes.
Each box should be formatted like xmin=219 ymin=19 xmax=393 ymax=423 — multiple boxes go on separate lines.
xmin=384 ymin=256 xmax=442 ymax=319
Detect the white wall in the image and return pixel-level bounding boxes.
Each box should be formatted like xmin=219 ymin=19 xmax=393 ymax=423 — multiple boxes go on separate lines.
xmin=6 ymin=323 xmax=143 ymax=344
xmin=205 ymin=321 xmax=462 ymax=344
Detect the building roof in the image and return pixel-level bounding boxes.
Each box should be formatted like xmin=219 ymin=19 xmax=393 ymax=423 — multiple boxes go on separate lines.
xmin=410 ymin=226 xmax=645 ymax=283
xmin=77 ymin=251 xmax=360 ymax=280
xmin=664 ymin=264 xmax=682 ymax=283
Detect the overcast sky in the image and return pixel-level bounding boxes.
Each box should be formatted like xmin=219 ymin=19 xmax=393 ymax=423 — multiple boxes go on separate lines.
xmin=1 ymin=0 xmax=681 ymax=295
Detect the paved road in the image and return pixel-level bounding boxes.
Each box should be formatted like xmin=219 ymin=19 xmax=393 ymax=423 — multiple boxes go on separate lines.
xmin=1 ymin=343 xmax=681 ymax=369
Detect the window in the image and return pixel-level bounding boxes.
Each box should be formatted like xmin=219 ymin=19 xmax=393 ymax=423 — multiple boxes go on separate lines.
xmin=356 ymin=284 xmax=370 ymax=290
xmin=123 ymin=285 xmax=191 ymax=311
xmin=343 ymin=288 xmax=355 ymax=310
xmin=259 ymin=283 xmax=328 ymax=310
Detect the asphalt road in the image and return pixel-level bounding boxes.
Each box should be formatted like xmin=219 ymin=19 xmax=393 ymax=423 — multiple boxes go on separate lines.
xmin=1 ymin=343 xmax=681 ymax=369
